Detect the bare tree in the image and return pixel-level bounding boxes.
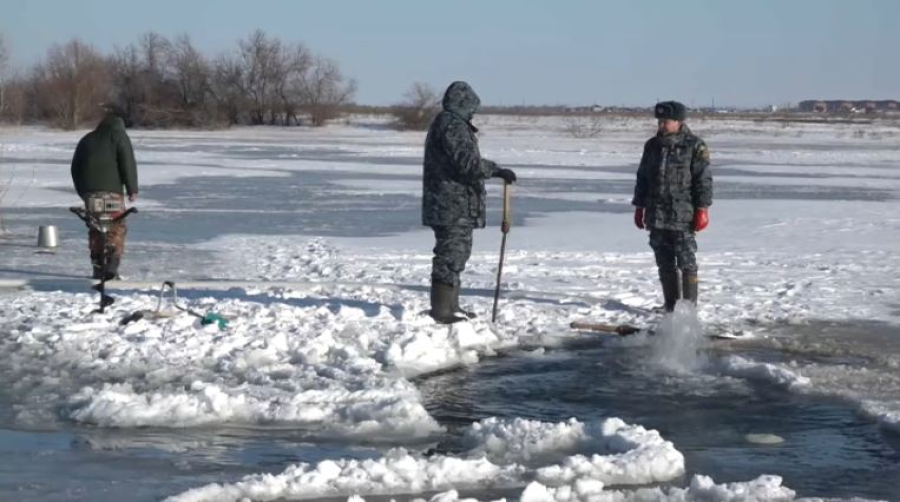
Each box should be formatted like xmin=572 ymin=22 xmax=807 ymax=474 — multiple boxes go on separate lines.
xmin=0 ymin=74 xmax=29 ymax=123
xmin=109 ymin=43 xmax=144 ymax=123
xmin=392 ymin=82 xmax=439 ymax=130
xmin=37 ymin=39 xmax=111 ymax=129
xmin=274 ymin=43 xmax=312 ymax=126
xmin=213 ymin=31 xmax=315 ymax=126
xmin=235 ymin=30 xmax=281 ymax=125
xmin=140 ymin=31 xmax=172 ymax=102
xmin=562 ymin=114 xmax=604 ymax=139
xmin=0 ymin=32 xmax=9 ymax=118
xmin=0 ymin=34 xmax=7 ymax=230
xmin=169 ymin=35 xmax=215 ymax=126
xmin=300 ymin=56 xmax=356 ymax=127
xmin=1 ymin=29 xmax=358 ymax=129
xmin=211 ymin=52 xmax=247 ymax=125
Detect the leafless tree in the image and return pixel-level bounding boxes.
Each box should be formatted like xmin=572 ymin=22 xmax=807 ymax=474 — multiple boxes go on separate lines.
xmin=1 ymin=29 xmax=358 ymax=129
xmin=392 ymin=82 xmax=439 ymax=130
xmin=110 ymin=43 xmax=144 ymax=123
xmin=0 ymin=33 xmax=8 ymax=117
xmin=140 ymin=31 xmax=172 ymax=103
xmin=0 ymin=74 xmax=29 ymax=124
xmin=235 ymin=30 xmax=281 ymax=125
xmin=214 ymin=31 xmax=317 ymax=126
xmin=169 ymin=35 xmax=216 ymax=126
xmin=562 ymin=114 xmax=605 ymax=138
xmin=37 ymin=39 xmax=111 ymax=129
xmin=211 ymin=53 xmax=247 ymax=125
xmin=0 ymin=32 xmax=12 ymax=121
xmin=300 ymin=56 xmax=356 ymax=127
xmin=274 ymin=43 xmax=312 ymax=126
xmin=109 ymin=32 xmax=181 ymax=127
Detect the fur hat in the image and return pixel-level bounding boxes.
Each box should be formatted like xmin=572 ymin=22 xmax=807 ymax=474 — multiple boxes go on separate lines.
xmin=654 ymin=101 xmax=687 ymax=121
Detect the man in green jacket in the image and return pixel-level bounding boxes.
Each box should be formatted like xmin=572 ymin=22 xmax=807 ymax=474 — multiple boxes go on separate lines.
xmin=70 ymin=109 xmax=139 ymax=279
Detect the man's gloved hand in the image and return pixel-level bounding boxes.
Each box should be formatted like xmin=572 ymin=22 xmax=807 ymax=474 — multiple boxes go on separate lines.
xmin=634 ymin=207 xmax=645 ymax=229
xmin=493 ymin=168 xmax=517 ymax=184
xmin=128 ymin=192 xmax=138 ymax=203
xmin=693 ymin=208 xmax=709 ymax=232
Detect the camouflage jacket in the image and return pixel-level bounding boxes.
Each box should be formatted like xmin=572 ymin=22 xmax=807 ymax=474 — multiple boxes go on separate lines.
xmin=422 ymin=81 xmax=499 ymax=228
xmin=632 ymin=125 xmax=713 ymax=231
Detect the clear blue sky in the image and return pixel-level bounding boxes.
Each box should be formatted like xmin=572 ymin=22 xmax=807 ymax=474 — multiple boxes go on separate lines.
xmin=1 ymin=0 xmax=896 ymax=107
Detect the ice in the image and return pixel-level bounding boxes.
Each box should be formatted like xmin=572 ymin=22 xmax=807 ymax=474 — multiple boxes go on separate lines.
xmin=167 ymin=416 xmax=684 ymax=502
xmin=2 ymin=115 xmax=900 ymax=500
xmin=520 ymin=474 xmax=796 ymax=502
xmin=717 ymin=356 xmax=811 ymax=390
xmin=462 ymin=417 xmax=682 ymax=475
xmin=166 ymin=448 xmax=523 ymax=502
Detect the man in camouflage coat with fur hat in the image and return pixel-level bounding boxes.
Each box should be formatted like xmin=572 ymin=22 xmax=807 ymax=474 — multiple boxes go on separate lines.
xmin=632 ymin=101 xmax=713 ymax=311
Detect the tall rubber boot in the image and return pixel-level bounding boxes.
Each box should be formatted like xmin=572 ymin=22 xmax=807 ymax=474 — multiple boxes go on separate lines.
xmin=682 ymin=271 xmax=699 ymax=306
xmin=104 ymin=256 xmax=121 ymax=281
xmin=91 ymin=256 xmax=104 ymax=280
xmin=430 ymin=281 xmax=464 ymax=324
xmin=659 ymin=269 xmax=680 ymax=312
xmin=452 ymin=279 xmax=477 ymax=319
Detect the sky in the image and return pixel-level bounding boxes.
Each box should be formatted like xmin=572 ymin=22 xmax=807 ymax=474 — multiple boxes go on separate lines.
xmin=1 ymin=0 xmax=897 ymax=107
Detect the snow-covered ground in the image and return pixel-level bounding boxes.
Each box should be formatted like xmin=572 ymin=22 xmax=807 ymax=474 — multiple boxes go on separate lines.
xmin=1 ymin=115 xmax=899 ymax=501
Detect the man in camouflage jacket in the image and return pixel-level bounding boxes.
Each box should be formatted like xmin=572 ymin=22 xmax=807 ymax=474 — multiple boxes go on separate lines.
xmin=422 ymin=81 xmax=517 ymax=323
xmin=632 ymin=101 xmax=713 ymax=311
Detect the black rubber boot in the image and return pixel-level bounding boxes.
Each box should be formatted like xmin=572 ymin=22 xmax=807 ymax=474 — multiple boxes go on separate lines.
xmin=660 ymin=269 xmax=680 ymax=312
xmin=104 ymin=256 xmax=121 ymax=281
xmin=430 ymin=281 xmax=465 ymax=324
xmin=452 ymin=280 xmax=477 ymax=319
xmin=91 ymin=259 xmax=104 ymax=280
xmin=682 ymin=271 xmax=699 ymax=306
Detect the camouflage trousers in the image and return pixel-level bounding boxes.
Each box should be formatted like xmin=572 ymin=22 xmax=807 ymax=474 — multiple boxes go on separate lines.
xmin=83 ymin=192 xmax=128 ymax=261
xmin=431 ymin=226 xmax=473 ymax=285
xmin=649 ymin=229 xmax=697 ymax=273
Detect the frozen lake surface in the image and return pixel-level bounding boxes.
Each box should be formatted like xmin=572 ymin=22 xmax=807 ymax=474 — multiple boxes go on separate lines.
xmin=1 ymin=115 xmax=899 ymax=501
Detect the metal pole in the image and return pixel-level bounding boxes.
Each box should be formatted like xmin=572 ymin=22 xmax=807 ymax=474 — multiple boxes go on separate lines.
xmin=491 ymin=182 xmax=511 ymax=323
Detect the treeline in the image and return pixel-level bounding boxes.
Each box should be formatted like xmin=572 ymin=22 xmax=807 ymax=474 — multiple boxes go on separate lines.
xmin=0 ymin=30 xmax=356 ymax=130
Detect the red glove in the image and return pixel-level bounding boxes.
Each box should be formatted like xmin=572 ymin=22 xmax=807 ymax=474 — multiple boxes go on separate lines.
xmin=633 ymin=207 xmax=644 ymax=229
xmin=693 ymin=208 xmax=709 ymax=232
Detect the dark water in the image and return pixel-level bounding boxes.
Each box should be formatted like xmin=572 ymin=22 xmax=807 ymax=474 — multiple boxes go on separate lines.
xmin=419 ymin=336 xmax=900 ymax=501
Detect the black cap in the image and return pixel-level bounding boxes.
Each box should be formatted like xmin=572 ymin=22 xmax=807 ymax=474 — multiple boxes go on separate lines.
xmin=654 ymin=101 xmax=687 ymax=121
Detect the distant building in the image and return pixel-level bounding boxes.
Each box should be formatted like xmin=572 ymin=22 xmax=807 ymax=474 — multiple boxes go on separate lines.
xmin=799 ymin=99 xmax=900 ymax=113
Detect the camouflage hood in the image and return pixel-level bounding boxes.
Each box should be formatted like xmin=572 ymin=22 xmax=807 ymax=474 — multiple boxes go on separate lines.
xmin=442 ymin=81 xmax=481 ymax=121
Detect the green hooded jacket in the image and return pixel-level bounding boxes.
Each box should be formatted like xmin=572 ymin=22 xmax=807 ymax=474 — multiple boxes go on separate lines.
xmin=71 ymin=115 xmax=138 ymax=197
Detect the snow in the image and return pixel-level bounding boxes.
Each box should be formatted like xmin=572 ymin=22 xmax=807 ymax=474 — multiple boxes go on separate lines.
xmin=167 ymin=416 xmax=682 ymax=502
xmin=166 ymin=448 xmax=522 ymax=502
xmin=1 ymin=114 xmax=899 ymax=500
xmin=2 ymin=284 xmax=516 ymax=435
xmin=519 ymin=474 xmax=796 ymax=502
